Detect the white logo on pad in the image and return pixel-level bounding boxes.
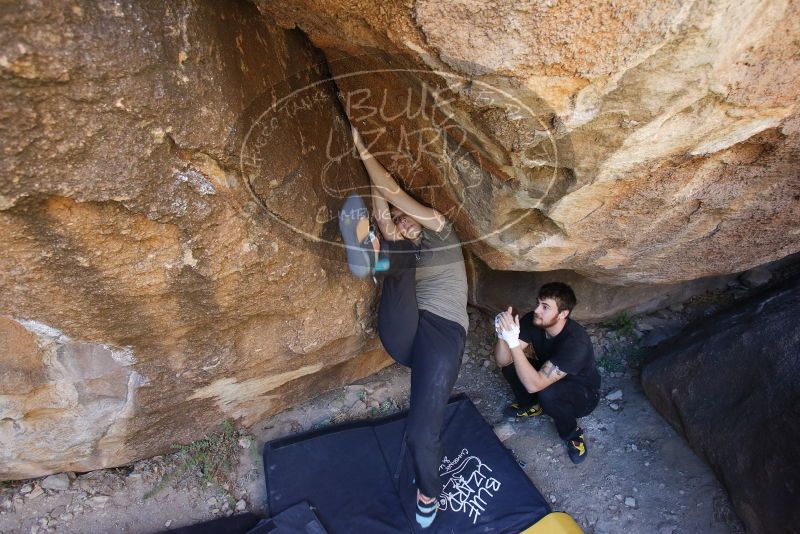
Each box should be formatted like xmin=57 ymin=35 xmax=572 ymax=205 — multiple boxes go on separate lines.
xmin=438 ymin=448 xmax=502 ymax=524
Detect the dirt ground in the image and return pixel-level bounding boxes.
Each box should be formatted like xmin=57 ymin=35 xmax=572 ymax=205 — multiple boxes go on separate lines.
xmin=0 ymin=299 xmax=749 ymax=534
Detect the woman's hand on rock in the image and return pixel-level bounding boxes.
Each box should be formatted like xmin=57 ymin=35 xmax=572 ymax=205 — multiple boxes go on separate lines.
xmin=351 ymin=125 xmax=364 ymax=149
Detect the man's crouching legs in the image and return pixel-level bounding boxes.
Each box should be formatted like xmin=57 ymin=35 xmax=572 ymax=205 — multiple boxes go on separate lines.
xmin=495 ymin=340 xmax=541 ymax=418
xmin=537 ymin=382 xmax=598 ymax=464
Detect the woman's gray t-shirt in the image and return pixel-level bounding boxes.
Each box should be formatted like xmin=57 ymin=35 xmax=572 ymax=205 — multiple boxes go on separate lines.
xmin=414 ymin=221 xmax=469 ymax=334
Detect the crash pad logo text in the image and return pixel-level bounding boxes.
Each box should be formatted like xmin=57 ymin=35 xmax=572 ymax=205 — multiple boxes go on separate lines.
xmin=438 ymin=448 xmax=502 ymax=524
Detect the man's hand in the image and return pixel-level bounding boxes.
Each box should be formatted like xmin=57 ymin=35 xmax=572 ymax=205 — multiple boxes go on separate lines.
xmin=497 ymin=307 xmax=521 ymax=349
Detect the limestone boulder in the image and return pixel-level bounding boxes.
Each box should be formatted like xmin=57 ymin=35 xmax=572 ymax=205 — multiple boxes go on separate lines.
xmin=464 ymin=251 xmax=734 ymax=323
xmin=257 ymin=0 xmax=800 ymax=284
xmin=0 ymin=0 xmax=390 ymax=480
xmin=641 ymin=277 xmax=800 ymax=533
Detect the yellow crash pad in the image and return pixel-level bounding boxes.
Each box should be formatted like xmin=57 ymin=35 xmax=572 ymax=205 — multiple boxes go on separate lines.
xmin=520 ymin=512 xmax=584 ymax=534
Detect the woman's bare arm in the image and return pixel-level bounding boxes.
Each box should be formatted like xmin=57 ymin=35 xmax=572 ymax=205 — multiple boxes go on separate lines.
xmin=371 ymin=183 xmax=401 ymax=241
xmin=353 ymin=127 xmax=447 ymax=232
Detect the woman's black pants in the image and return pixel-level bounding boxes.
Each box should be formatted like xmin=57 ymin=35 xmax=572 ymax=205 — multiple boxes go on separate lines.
xmin=376 ymin=240 xmax=466 ymax=498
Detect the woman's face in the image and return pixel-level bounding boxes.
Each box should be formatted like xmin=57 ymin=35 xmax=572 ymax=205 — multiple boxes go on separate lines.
xmin=391 ymin=208 xmax=422 ymax=240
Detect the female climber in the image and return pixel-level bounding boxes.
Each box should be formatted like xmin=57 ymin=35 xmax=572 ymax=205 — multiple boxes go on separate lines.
xmin=338 ymin=126 xmax=469 ymax=529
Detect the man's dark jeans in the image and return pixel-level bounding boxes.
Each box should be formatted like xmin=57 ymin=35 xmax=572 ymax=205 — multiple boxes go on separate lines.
xmin=502 ymin=363 xmax=599 ymax=439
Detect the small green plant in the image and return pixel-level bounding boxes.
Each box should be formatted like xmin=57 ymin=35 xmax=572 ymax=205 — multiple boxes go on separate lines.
xmin=598 ymin=344 xmax=647 ymax=372
xmin=619 ymin=345 xmax=647 ymax=369
xmin=145 ymin=420 xmax=240 ymax=499
xmin=369 ymin=399 xmax=395 ymax=418
xmin=596 ymin=355 xmax=624 ymax=373
xmin=310 ymin=417 xmax=333 ymax=430
xmin=330 ymin=410 xmax=350 ymax=424
xmin=601 ymin=312 xmax=636 ymax=337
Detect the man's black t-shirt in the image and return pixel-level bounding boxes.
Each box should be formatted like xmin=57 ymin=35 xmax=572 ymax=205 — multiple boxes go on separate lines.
xmin=518 ymin=313 xmax=601 ymax=392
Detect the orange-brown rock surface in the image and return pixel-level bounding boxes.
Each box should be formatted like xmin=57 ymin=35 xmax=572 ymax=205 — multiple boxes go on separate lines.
xmin=0 ymin=0 xmax=390 ymax=480
xmin=258 ymin=0 xmax=800 ymax=284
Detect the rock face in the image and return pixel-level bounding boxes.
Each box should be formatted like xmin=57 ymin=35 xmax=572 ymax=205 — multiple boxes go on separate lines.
xmin=0 ymin=0 xmax=391 ymax=480
xmin=257 ymin=0 xmax=800 ymax=284
xmin=641 ymin=277 xmax=800 ymax=534
xmin=464 ymin=251 xmax=734 ymax=322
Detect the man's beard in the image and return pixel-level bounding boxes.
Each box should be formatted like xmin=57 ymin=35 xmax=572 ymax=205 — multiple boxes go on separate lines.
xmin=534 ymin=315 xmax=559 ymax=329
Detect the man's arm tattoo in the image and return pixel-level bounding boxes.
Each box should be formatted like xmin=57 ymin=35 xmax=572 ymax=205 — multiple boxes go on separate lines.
xmin=542 ymin=361 xmax=566 ymax=379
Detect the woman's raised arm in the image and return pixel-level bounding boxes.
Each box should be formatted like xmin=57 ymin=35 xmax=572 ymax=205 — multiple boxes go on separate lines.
xmin=371 ymin=183 xmax=402 ymax=241
xmin=353 ymin=127 xmax=447 ymax=233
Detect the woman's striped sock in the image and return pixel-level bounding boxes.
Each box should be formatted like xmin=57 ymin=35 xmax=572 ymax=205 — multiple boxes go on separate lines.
xmin=415 ymin=492 xmax=438 ymax=529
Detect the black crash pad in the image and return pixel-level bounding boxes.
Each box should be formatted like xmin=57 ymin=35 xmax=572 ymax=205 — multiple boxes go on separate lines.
xmin=263 ymin=394 xmax=550 ymax=533
xmin=165 ymin=512 xmax=262 ymax=534
xmin=164 ymin=502 xmax=327 ymax=534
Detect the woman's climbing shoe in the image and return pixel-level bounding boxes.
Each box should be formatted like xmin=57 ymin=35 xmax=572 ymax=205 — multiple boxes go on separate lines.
xmin=338 ymin=194 xmax=387 ymax=278
xmin=415 ymin=490 xmax=439 ymax=529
